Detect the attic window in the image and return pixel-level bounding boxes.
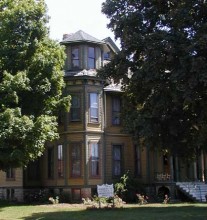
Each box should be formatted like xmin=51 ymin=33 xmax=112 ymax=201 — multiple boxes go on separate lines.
xmin=71 ymin=47 xmax=80 ymax=70
xmin=104 ymin=52 xmax=110 ymax=60
xmin=88 ymin=47 xmax=95 ymax=69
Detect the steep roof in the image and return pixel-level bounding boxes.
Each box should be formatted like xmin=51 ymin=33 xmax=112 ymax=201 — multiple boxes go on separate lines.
xmin=61 ymin=30 xmax=105 ymax=45
xmin=102 ymin=37 xmax=120 ymax=53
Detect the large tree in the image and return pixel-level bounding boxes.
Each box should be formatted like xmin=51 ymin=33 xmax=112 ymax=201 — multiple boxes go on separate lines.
xmin=100 ymin=0 xmax=207 ymax=158
xmin=0 ymin=0 xmax=70 ymax=169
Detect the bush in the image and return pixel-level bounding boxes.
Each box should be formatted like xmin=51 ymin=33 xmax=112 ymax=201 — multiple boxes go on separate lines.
xmin=114 ymin=171 xmax=146 ymax=203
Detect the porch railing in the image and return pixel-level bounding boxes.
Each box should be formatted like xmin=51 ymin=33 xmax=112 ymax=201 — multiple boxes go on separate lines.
xmin=155 ymin=172 xmax=172 ymax=182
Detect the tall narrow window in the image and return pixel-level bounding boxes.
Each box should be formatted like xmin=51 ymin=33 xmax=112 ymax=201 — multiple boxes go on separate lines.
xmin=112 ymin=96 xmax=121 ymax=125
xmin=90 ymin=142 xmax=100 ymax=177
xmin=71 ymin=143 xmax=81 ymax=177
xmin=48 ymin=147 xmax=54 ymax=179
xmin=58 ymin=110 xmax=64 ymax=125
xmin=6 ymin=168 xmax=15 ymax=180
xmin=135 ymin=145 xmax=141 ymax=176
xmin=71 ymin=94 xmax=81 ymax=121
xmin=89 ymin=93 xmax=98 ymax=123
xmin=88 ymin=47 xmax=95 ymax=69
xmin=27 ymin=160 xmax=40 ymax=181
xmin=103 ymin=51 xmax=110 ymax=60
xmin=58 ymin=145 xmax=64 ymax=178
xmin=113 ymin=145 xmax=122 ymax=177
xmin=71 ymin=47 xmax=79 ymax=69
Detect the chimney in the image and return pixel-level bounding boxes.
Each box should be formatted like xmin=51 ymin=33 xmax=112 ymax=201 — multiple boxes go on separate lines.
xmin=62 ymin=33 xmax=72 ymax=40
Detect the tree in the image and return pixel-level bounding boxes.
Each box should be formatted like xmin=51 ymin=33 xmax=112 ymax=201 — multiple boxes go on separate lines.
xmin=100 ymin=0 xmax=207 ymax=158
xmin=0 ymin=0 xmax=70 ymax=169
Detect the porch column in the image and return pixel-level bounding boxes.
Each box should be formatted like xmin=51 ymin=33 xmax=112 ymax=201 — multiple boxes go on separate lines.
xmin=169 ymin=156 xmax=174 ymax=182
xmin=200 ymin=150 xmax=205 ymax=182
xmin=204 ymin=153 xmax=207 ymax=183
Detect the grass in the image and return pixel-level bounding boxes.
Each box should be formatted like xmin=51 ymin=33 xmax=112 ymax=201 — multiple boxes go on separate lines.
xmin=0 ymin=202 xmax=207 ymax=220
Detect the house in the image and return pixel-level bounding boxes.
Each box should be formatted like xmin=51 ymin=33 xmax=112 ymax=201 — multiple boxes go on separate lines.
xmin=1 ymin=30 xmax=207 ymax=202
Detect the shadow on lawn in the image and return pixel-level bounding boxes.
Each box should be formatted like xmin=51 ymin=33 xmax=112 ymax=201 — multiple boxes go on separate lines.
xmin=21 ymin=205 xmax=207 ymax=220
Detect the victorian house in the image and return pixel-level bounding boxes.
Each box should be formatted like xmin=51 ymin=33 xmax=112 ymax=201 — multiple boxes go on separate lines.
xmin=0 ymin=30 xmax=207 ymax=202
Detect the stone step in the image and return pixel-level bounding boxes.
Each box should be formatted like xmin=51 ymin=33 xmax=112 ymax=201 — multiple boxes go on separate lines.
xmin=176 ymin=182 xmax=207 ymax=202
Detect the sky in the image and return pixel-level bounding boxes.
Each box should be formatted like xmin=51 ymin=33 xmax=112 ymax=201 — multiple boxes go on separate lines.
xmin=44 ymin=0 xmax=119 ymax=45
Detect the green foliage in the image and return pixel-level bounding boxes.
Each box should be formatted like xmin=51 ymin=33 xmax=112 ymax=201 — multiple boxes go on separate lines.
xmin=114 ymin=171 xmax=145 ymax=202
xmin=0 ymin=0 xmax=70 ymax=169
xmin=114 ymin=172 xmax=129 ymax=197
xmin=100 ymin=0 xmax=207 ymax=158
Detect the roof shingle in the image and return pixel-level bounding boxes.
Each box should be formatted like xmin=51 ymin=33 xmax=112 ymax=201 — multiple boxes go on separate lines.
xmin=61 ymin=30 xmax=105 ymax=44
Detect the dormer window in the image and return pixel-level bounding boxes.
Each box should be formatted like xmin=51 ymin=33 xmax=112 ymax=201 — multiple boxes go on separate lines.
xmin=104 ymin=51 xmax=110 ymax=60
xmin=71 ymin=46 xmax=80 ymax=70
xmin=88 ymin=47 xmax=95 ymax=69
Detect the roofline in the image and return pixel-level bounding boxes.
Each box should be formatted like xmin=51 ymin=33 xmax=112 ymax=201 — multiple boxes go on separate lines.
xmin=60 ymin=39 xmax=105 ymax=45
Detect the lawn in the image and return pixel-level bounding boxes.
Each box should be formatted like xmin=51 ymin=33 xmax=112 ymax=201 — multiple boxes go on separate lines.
xmin=0 ymin=203 xmax=207 ymax=220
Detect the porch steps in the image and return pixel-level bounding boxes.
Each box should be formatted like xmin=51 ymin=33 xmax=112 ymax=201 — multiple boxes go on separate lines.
xmin=176 ymin=182 xmax=207 ymax=202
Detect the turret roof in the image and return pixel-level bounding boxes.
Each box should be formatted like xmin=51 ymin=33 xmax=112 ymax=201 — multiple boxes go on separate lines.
xmin=61 ymin=30 xmax=105 ymax=45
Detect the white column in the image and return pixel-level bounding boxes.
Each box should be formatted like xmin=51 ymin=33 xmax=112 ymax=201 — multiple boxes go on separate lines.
xmin=170 ymin=156 xmax=174 ymax=182
xmin=200 ymin=150 xmax=205 ymax=182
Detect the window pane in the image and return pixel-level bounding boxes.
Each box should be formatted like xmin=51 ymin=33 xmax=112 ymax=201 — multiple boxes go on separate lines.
xmin=71 ymin=47 xmax=79 ymax=69
xmin=72 ymin=48 xmax=79 ymax=58
xmin=72 ymin=96 xmax=80 ymax=107
xmin=72 ymin=161 xmax=81 ymax=176
xmin=27 ymin=160 xmax=40 ymax=180
xmin=88 ymin=58 xmax=95 ymax=69
xmin=113 ymin=145 xmax=122 ymax=176
xmin=88 ymin=47 xmax=95 ymax=58
xmin=135 ymin=145 xmax=141 ymax=176
xmin=90 ymin=93 xmax=97 ymax=107
xmin=6 ymin=168 xmax=15 ymax=179
xmin=71 ymin=144 xmax=81 ymax=177
xmin=58 ymin=145 xmax=64 ymax=178
xmin=88 ymin=47 xmax=95 ymax=69
xmin=91 ymin=108 xmax=98 ymax=118
xmin=114 ymin=147 xmax=121 ymax=160
xmin=90 ymin=143 xmax=99 ymax=176
xmin=91 ymin=143 xmax=99 ymax=158
xmin=114 ymin=161 xmax=121 ymax=176
xmin=72 ymin=60 xmax=79 ymax=68
xmin=90 ymin=93 xmax=98 ymax=122
xmin=71 ymin=95 xmax=81 ymax=121
xmin=112 ymin=97 xmax=121 ymax=125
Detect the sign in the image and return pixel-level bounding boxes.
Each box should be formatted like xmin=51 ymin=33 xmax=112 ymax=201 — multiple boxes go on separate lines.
xmin=97 ymin=184 xmax=114 ymax=198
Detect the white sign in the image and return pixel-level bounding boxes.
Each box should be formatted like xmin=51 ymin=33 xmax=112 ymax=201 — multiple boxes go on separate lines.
xmin=97 ymin=184 xmax=114 ymax=198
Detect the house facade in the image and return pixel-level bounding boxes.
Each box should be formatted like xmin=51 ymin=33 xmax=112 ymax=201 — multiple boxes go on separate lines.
xmin=1 ymin=30 xmax=207 ymax=202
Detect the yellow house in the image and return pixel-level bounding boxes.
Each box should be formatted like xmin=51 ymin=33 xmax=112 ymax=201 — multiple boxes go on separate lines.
xmin=1 ymin=30 xmax=207 ymax=202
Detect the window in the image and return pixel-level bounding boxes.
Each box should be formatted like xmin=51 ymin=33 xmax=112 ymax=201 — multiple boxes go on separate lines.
xmin=71 ymin=47 xmax=79 ymax=69
xmin=103 ymin=51 xmax=110 ymax=60
xmin=135 ymin=145 xmax=141 ymax=176
xmin=6 ymin=189 xmax=14 ymax=200
xmin=70 ymin=94 xmax=81 ymax=121
xmin=89 ymin=93 xmax=99 ymax=123
xmin=113 ymin=145 xmax=122 ymax=177
xmin=48 ymin=147 xmax=54 ymax=179
xmin=58 ymin=145 xmax=64 ymax=178
xmin=71 ymin=143 xmax=81 ymax=177
xmin=88 ymin=47 xmax=95 ymax=69
xmin=58 ymin=110 xmax=64 ymax=125
xmin=112 ymin=96 xmax=121 ymax=125
xmin=6 ymin=168 xmax=15 ymax=180
xmin=90 ymin=142 xmax=100 ymax=177
xmin=27 ymin=160 xmax=40 ymax=181
xmin=72 ymin=188 xmax=81 ymax=201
